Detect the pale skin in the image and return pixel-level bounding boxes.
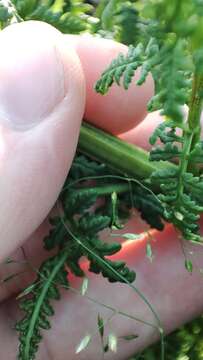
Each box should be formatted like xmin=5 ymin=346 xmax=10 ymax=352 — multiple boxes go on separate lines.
xmin=0 ymin=21 xmax=203 ymax=360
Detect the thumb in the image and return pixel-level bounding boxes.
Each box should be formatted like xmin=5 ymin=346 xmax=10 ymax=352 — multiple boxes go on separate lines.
xmin=0 ymin=21 xmax=85 ymax=261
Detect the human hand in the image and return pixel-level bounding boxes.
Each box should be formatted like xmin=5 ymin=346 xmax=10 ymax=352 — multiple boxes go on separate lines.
xmin=0 ymin=21 xmax=203 ymax=360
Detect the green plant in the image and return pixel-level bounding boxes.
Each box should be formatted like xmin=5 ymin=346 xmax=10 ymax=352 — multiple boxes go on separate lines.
xmin=133 ymin=315 xmax=203 ymax=360
xmin=0 ymin=0 xmax=96 ymax=33
xmin=16 ymin=145 xmax=165 ymax=360
xmin=96 ymin=0 xmax=203 ymax=243
xmin=16 ymin=154 xmax=138 ymax=360
xmin=97 ymin=0 xmax=140 ymax=44
xmin=0 ymin=1 xmax=203 ymax=360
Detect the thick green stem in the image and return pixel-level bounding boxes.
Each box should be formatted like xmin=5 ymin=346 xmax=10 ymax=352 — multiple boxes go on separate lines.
xmin=78 ymin=122 xmax=171 ymax=180
xmin=176 ymin=74 xmax=203 ymax=197
xmin=78 ymin=75 xmax=203 ymax=184
xmin=175 ymin=73 xmax=203 ymax=201
xmin=188 ymin=73 xmax=203 ymax=151
xmin=177 ymin=132 xmax=193 ymax=197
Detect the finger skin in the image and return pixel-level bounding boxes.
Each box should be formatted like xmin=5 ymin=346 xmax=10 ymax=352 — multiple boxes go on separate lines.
xmin=119 ymin=110 xmax=163 ymax=149
xmin=66 ymin=34 xmax=154 ymax=134
xmin=41 ymin=226 xmax=203 ymax=360
xmin=0 ymin=28 xmax=153 ymax=263
xmin=0 ymin=21 xmax=85 ymax=261
xmin=0 ymin=25 xmax=202 ymax=360
xmin=0 ymin=210 xmax=148 ymax=301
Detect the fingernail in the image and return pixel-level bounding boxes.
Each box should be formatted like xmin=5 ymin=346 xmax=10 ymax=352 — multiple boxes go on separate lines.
xmin=0 ymin=22 xmax=66 ymax=130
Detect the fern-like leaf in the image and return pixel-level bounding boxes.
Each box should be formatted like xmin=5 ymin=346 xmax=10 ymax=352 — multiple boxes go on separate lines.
xmin=16 ymin=154 xmax=147 ymax=359
xmin=16 ymin=252 xmax=69 ymax=360
xmin=12 ymin=0 xmax=94 ymax=34
xmin=95 ymin=43 xmax=144 ymax=94
xmin=114 ymin=2 xmax=140 ymax=46
xmin=147 ymin=41 xmax=191 ymax=122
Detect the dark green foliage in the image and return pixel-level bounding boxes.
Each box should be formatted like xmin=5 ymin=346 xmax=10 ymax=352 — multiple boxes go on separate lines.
xmin=7 ymin=0 xmax=94 ymax=33
xmin=44 ymin=216 xmax=67 ymax=250
xmin=96 ymin=17 xmax=192 ymax=120
xmin=151 ymin=167 xmax=203 ymax=241
xmin=16 ymin=251 xmax=69 ymax=360
xmin=17 ymin=154 xmax=146 ymax=359
xmin=149 ymin=114 xmax=203 ymax=241
xmin=96 ymin=0 xmax=203 ymax=242
xmin=133 ymin=315 xmax=203 ymax=360
xmin=16 ymin=149 xmax=166 ymax=358
xmin=0 ymin=0 xmax=22 ymax=26
xmin=121 ymin=185 xmax=164 ymax=231
xmin=67 ymin=154 xmax=107 ymax=179
xmin=114 ymin=2 xmax=140 ymax=46
xmin=95 ymin=44 xmax=144 ymax=94
xmin=147 ymin=41 xmax=191 ymax=121
xmin=188 ymin=141 xmax=203 ymax=164
xmin=0 ymin=2 xmax=13 ymax=24
xmin=100 ymin=0 xmax=140 ymax=45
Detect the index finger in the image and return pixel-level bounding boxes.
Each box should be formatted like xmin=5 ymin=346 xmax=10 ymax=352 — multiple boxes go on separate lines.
xmin=66 ymin=34 xmax=154 ymax=135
